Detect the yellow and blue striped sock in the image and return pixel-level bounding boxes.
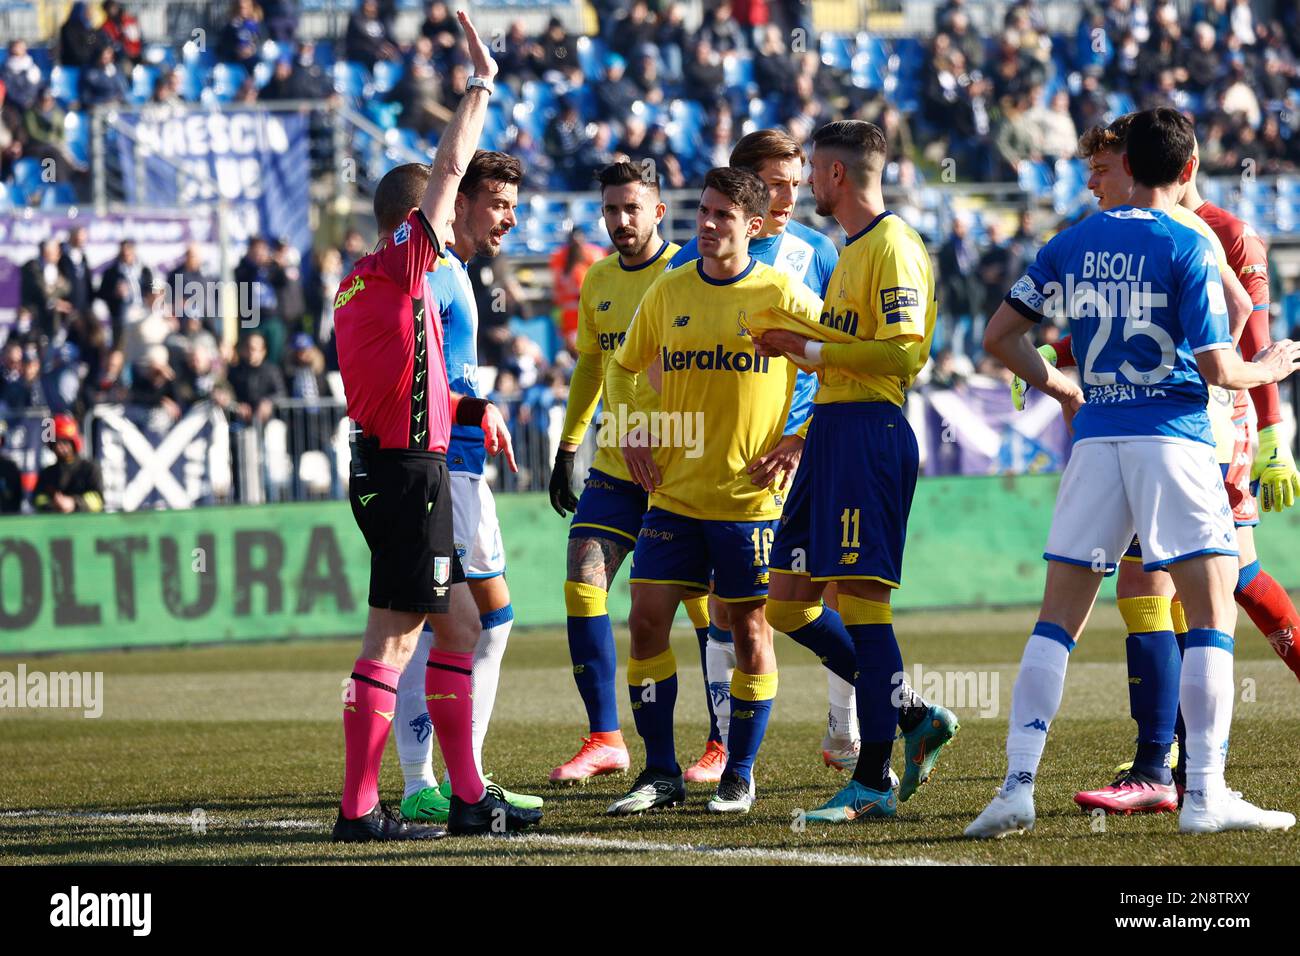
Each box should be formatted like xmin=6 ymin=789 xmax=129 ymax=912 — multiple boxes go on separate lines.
xmin=724 ymin=669 xmax=778 ymax=783
xmin=840 ymin=595 xmax=901 ymax=792
xmin=1118 ymin=596 xmax=1177 ymax=783
xmin=628 ymin=648 xmax=679 ymax=774
xmin=682 ymin=595 xmax=721 ymax=744
xmin=766 ymin=599 xmax=855 ymax=682
xmin=565 ymin=581 xmax=619 ymax=733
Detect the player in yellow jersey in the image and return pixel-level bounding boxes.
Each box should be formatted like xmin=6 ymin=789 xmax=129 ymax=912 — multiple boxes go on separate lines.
xmin=752 ymin=121 xmax=959 ymax=821
xmin=603 ymin=167 xmax=820 ymax=815
xmin=544 ymin=162 xmax=699 ymax=784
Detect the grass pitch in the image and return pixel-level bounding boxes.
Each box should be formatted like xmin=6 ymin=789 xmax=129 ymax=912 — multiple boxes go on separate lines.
xmin=2 ymin=604 xmax=1298 ymax=866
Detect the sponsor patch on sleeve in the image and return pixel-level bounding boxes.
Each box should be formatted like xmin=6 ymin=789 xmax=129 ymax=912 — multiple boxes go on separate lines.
xmin=1240 ymin=263 xmax=1267 ymax=275
xmin=880 ymin=286 xmax=920 ymax=313
xmin=1007 ymin=274 xmax=1045 ymax=313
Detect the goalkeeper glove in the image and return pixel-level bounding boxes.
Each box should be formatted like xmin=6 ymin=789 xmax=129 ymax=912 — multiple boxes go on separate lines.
xmin=1011 ymin=343 xmax=1059 ymax=411
xmin=1253 ymin=423 xmax=1300 ymax=512
xmin=548 ymin=448 xmax=579 ymax=517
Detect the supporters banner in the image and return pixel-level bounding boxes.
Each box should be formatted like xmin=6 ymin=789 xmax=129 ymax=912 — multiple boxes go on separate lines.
xmin=922 ymin=379 xmax=1071 ymax=476
xmin=89 ymin=402 xmax=232 ymax=511
xmin=112 ymin=108 xmax=311 ymax=254
xmin=0 ymin=210 xmax=218 ymax=332
xmin=4 ymin=485 xmax=1300 ymax=653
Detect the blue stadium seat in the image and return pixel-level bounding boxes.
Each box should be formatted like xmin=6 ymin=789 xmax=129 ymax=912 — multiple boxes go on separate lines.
xmin=252 ymin=61 xmax=273 ymax=88
xmin=142 ymin=43 xmax=175 ymax=67
xmin=510 ymin=316 xmax=560 ymax=361
xmin=372 ymin=59 xmax=402 ymax=94
xmin=313 ymin=41 xmax=336 ymax=67
xmin=365 ymin=99 xmax=402 ymax=130
xmin=130 ymin=63 xmax=158 ymax=103
xmin=50 ymin=66 xmax=79 ymax=105
xmin=576 ymin=36 xmax=605 ymax=82
xmin=723 ymin=55 xmax=754 ymax=91
xmin=64 ymin=111 xmax=89 ymax=166
xmin=820 ymin=33 xmax=855 ymax=72
xmin=333 ymin=61 xmax=369 ymax=100
xmin=1276 ymin=176 xmax=1300 ymax=200
xmin=177 ymin=62 xmax=207 ymax=101
xmin=11 ymin=158 xmax=45 ymax=205
xmin=211 ymin=62 xmax=246 ymax=100
xmin=0 ymin=182 xmax=12 ymax=212
xmin=483 ymin=101 xmax=509 ymax=146
xmin=1017 ymin=160 xmax=1054 ymax=193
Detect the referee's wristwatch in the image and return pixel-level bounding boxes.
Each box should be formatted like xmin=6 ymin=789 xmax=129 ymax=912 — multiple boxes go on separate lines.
xmin=466 ymin=75 xmax=494 ymax=96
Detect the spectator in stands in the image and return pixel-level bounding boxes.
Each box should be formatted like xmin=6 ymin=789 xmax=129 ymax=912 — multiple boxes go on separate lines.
xmin=701 ymin=2 xmax=747 ymax=54
xmin=594 ymin=55 xmax=640 ymax=123
xmin=2 ymin=42 xmax=44 ymax=112
xmin=587 ymin=122 xmax=617 ymax=176
xmin=59 ymin=3 xmax=105 ymax=68
xmin=346 ymin=0 xmax=400 ymax=70
xmin=1027 ymin=88 xmax=1079 ymax=160
xmin=942 ymin=8 xmax=985 ymax=72
xmin=21 ymin=239 xmax=75 ymax=342
xmin=1229 ymin=0 xmax=1256 ymax=47
xmin=1185 ymin=22 xmax=1223 ymax=93
xmin=386 ymin=36 xmax=452 ymax=136
xmin=996 ymin=93 xmax=1041 ymax=174
xmin=150 ymin=68 xmax=182 ymax=104
xmin=218 ymin=0 xmax=265 ymax=68
xmin=936 ymin=0 xmax=971 ymax=34
xmin=78 ymin=347 xmax=129 ymax=408
xmin=655 ymin=3 xmax=689 ymax=80
xmin=507 ymin=127 xmax=552 ymax=189
xmin=57 ymin=230 xmax=92 ymax=317
xmin=544 ymin=98 xmax=589 ymax=190
xmin=495 ymin=20 xmax=539 ymax=87
xmin=629 ymin=50 xmax=665 ymax=105
xmin=615 ymin=116 xmax=650 ymax=164
xmin=1221 ymin=57 xmax=1262 ymax=127
xmin=80 ymin=43 xmax=129 ymax=107
xmin=33 ymin=414 xmax=103 ymax=514
xmin=130 ymin=344 xmax=183 ymax=418
xmin=0 ymin=84 xmax=21 ymax=180
xmin=549 ymin=227 xmax=602 ymax=346
xmin=23 ymin=87 xmax=86 ymax=185
xmin=611 ymin=2 xmax=657 ymax=61
xmin=99 ymin=1 xmax=143 ymax=66
xmin=683 ymin=38 xmax=726 ymax=107
xmin=754 ymin=24 xmax=793 ymax=100
xmin=282 ymin=331 xmax=332 ymax=452
xmin=339 ymin=229 xmax=367 ymax=274
xmin=228 ymin=331 xmax=285 ymax=426
xmin=938 ymin=213 xmax=981 ymax=356
xmin=0 ymin=421 xmax=23 ymax=514
xmin=235 ymin=237 xmax=285 ymax=363
xmin=99 ymin=239 xmax=153 ymax=352
xmin=306 ymin=246 xmax=342 ymax=371
xmin=41 ymin=341 xmax=86 ymax=416
xmin=420 ymin=1 xmax=460 ymax=55
xmin=0 ymin=341 xmax=34 ymax=413
xmin=261 ymin=42 xmax=332 ymax=101
xmin=270 ymin=239 xmax=305 ymax=333
xmin=164 ymin=243 xmax=216 ymax=337
xmin=262 ymin=0 xmax=299 ymax=45
xmin=1258 ymin=114 xmax=1298 ymax=174
xmin=534 ymin=16 xmax=578 ymax=81
xmin=990 ymin=29 xmax=1046 ymax=102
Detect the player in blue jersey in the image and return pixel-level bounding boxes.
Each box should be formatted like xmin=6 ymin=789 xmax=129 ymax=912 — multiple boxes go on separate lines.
xmin=967 ymin=109 xmax=1300 ymax=838
xmin=665 ymin=130 xmax=867 ymax=781
xmin=392 ymin=151 xmax=543 ymax=823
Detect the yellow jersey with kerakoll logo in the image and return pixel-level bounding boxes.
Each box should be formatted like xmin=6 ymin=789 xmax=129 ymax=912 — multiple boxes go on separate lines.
xmin=609 ymin=258 xmax=822 ymax=521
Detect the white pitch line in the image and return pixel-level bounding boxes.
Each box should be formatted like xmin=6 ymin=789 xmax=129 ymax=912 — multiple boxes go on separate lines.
xmin=503 ymin=833 xmax=953 ymax=866
xmin=1 ymin=811 xmax=961 ymax=864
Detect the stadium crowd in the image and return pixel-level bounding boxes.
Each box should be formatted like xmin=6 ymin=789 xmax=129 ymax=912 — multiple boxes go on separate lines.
xmin=2 ymin=0 xmax=1300 ymax=507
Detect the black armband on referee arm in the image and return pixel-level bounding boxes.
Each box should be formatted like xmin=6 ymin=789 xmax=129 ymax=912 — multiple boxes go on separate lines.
xmin=455 ymin=397 xmax=491 ymax=427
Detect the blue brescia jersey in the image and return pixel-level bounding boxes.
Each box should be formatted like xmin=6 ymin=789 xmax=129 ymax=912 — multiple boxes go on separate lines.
xmin=669 ymin=219 xmax=838 ymax=433
xmin=1005 ymin=205 xmax=1232 ymax=446
xmin=428 ymin=247 xmax=484 ymax=475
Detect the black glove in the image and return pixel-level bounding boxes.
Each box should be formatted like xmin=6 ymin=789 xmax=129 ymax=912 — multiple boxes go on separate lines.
xmin=549 ymin=448 xmax=579 ymax=516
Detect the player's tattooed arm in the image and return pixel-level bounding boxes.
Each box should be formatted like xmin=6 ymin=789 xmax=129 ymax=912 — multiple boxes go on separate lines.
xmin=567 ymin=537 xmax=631 ymax=590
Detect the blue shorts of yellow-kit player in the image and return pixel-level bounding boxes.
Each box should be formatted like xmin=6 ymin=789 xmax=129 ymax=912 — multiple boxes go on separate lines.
xmin=629 ymin=507 xmax=779 ymax=602
xmin=770 ymin=401 xmax=919 ymax=587
xmin=569 ymin=467 xmax=649 ymax=547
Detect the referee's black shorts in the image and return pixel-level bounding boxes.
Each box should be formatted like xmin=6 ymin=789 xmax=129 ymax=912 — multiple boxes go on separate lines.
xmin=349 ymin=444 xmax=465 ymax=614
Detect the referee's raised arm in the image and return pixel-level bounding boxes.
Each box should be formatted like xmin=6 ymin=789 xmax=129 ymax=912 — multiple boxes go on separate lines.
xmin=421 ymin=10 xmax=499 ymax=245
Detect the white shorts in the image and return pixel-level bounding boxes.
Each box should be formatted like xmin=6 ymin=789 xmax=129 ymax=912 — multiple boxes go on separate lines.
xmin=1043 ymin=437 xmax=1237 ymax=574
xmin=451 ymin=471 xmax=506 ymax=578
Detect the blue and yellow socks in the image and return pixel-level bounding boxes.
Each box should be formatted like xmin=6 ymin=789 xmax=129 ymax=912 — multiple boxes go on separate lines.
xmin=565 ymin=581 xmax=619 ymax=733
xmin=1118 ymin=595 xmax=1179 ymax=784
xmin=724 ymin=669 xmax=777 ymax=784
xmin=628 ymin=648 xmax=679 ymax=775
xmin=841 ymin=595 xmax=901 ymax=792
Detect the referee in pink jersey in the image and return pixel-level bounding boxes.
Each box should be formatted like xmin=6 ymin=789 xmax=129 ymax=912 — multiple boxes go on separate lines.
xmin=330 ymin=11 xmax=541 ymax=841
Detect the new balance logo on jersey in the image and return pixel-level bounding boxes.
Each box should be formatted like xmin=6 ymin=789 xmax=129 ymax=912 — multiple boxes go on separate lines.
xmin=598 ymin=331 xmax=626 ymax=351
xmin=672 ymin=314 xmax=690 ymax=327
xmin=839 ymin=552 xmax=859 ymax=565
xmin=1023 ymin=718 xmax=1048 ymax=732
xmin=820 ymin=306 xmax=859 ymax=336
xmin=596 ymin=300 xmax=612 ymax=311
xmin=660 ymin=345 xmax=771 ymax=373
